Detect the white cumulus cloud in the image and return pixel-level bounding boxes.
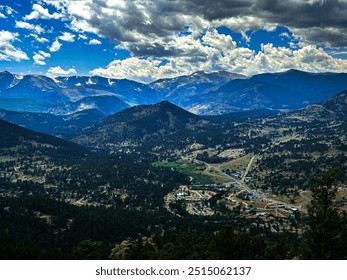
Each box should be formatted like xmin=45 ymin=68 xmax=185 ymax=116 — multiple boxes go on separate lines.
xmin=15 ymin=21 xmax=44 ymax=34
xmin=78 ymin=34 xmax=88 ymax=40
xmin=37 ymin=37 xmax=50 ymax=43
xmin=24 ymin=3 xmax=62 ymax=20
xmin=0 ymin=5 xmax=15 ymax=17
xmin=91 ymin=57 xmax=167 ymax=83
xmin=5 ymin=6 xmax=15 ymax=15
xmin=0 ymin=31 xmax=29 ymax=61
xmin=33 ymin=50 xmax=51 ymax=65
xmin=59 ymin=32 xmax=75 ymax=42
xmin=47 ymin=66 xmax=77 ymax=76
xmin=30 ymin=34 xmax=50 ymax=44
xmin=89 ymin=39 xmax=101 ymax=45
xmin=49 ymin=39 xmax=62 ymax=52
xmin=91 ymin=43 xmax=347 ymax=83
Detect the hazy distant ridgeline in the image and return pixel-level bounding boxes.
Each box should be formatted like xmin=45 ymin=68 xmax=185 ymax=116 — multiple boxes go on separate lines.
xmin=1 ymin=69 xmax=347 ymax=116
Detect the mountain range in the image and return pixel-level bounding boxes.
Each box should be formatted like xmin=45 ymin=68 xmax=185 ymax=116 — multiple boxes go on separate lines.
xmin=73 ymin=90 xmax=347 ymax=152
xmin=1 ymin=69 xmax=347 ymax=117
xmin=2 ymin=90 xmax=346 ymax=156
xmin=1 ymin=69 xmax=346 ymax=144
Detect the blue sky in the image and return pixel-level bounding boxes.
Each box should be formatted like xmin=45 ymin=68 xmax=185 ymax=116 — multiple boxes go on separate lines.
xmin=0 ymin=0 xmax=346 ymax=83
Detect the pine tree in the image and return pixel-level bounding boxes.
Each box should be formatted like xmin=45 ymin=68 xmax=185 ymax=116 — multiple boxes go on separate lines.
xmin=301 ymin=169 xmax=347 ymax=259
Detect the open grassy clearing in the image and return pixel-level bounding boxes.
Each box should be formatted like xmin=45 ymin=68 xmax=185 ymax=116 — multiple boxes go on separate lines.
xmin=152 ymin=161 xmax=215 ymax=184
xmin=203 ymin=170 xmax=231 ymax=184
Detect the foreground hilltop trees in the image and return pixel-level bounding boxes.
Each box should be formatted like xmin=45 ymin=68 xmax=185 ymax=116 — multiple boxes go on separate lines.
xmin=301 ymin=169 xmax=347 ymax=259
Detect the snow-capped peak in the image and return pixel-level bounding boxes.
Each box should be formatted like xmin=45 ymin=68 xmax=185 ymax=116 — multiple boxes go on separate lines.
xmin=87 ymin=78 xmax=96 ymax=85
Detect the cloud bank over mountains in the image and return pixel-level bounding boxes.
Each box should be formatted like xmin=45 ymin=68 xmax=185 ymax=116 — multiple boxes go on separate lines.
xmin=0 ymin=0 xmax=346 ymax=82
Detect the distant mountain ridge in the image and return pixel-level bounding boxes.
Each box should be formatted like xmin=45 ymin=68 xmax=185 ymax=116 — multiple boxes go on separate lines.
xmin=149 ymin=71 xmax=246 ymax=114
xmin=73 ymin=91 xmax=347 ymax=152
xmin=0 ymin=70 xmax=347 ymax=116
xmin=1 ymin=90 xmax=345 ymax=164
xmin=0 ymin=71 xmax=159 ymax=114
xmin=47 ymin=95 xmax=130 ymax=116
xmin=285 ymin=90 xmax=347 ymax=122
xmin=0 ymin=108 xmax=104 ymax=139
